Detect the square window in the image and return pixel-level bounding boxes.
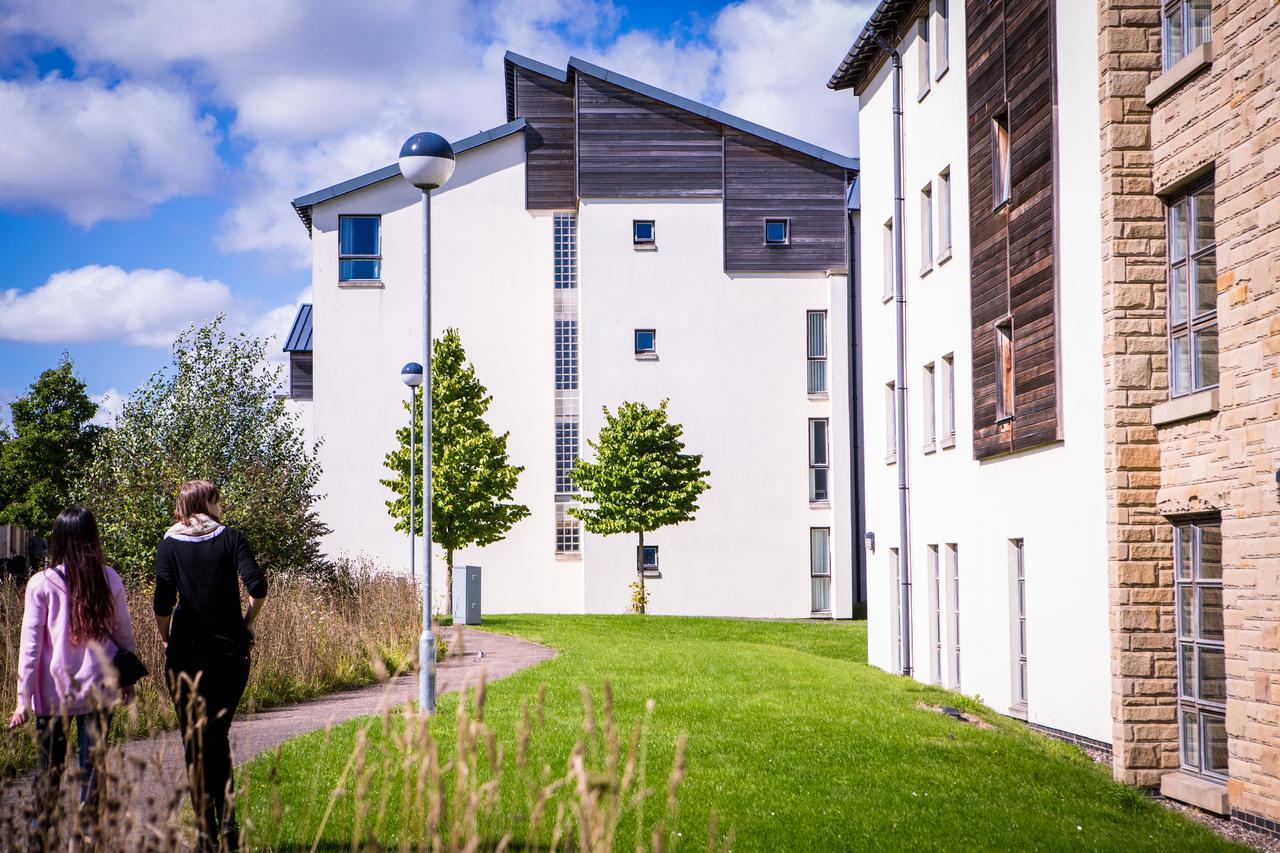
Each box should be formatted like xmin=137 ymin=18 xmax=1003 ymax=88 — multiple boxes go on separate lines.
xmin=633 ymin=220 xmax=656 ymax=245
xmin=640 ymin=545 xmax=659 ymax=570
xmin=764 ymin=218 xmax=789 ymax=245
xmin=339 ymin=215 xmax=381 ymax=282
xmin=634 ymin=329 xmax=657 ymax=355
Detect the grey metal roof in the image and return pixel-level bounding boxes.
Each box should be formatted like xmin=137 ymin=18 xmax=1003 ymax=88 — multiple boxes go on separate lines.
xmin=290 ymin=118 xmax=527 ymax=233
xmin=283 ymin=304 xmax=312 ymax=352
xmin=504 ymin=51 xmax=859 ymax=172
xmin=847 ymin=176 xmax=860 ymax=211
xmin=828 ymin=0 xmax=916 ymax=92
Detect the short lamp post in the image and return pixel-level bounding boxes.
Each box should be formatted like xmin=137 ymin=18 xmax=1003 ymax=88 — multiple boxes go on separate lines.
xmin=400 ymin=362 xmax=424 ymax=582
xmin=399 ymin=131 xmax=455 ymax=715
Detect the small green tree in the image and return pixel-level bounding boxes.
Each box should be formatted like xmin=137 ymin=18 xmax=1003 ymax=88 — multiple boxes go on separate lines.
xmin=570 ymin=400 xmax=710 ymax=614
xmin=0 ymin=355 xmax=102 ymax=535
xmin=382 ymin=328 xmax=529 ymax=608
xmin=76 ymin=317 xmax=329 ymax=585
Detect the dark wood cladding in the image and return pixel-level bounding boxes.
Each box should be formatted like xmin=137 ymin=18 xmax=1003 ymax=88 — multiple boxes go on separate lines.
xmin=575 ymin=74 xmax=723 ymax=198
xmin=513 ymin=68 xmax=576 ymax=210
xmin=290 ymin=352 xmax=313 ymax=401
xmin=723 ymin=130 xmax=848 ymax=273
xmin=965 ymin=0 xmax=1061 ymax=460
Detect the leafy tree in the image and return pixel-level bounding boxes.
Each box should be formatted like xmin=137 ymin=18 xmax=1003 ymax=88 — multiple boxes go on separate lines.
xmin=76 ymin=318 xmax=329 ymax=586
xmin=0 ymin=355 xmax=102 ymax=535
xmin=382 ymin=328 xmax=529 ymax=609
xmin=569 ymin=400 xmax=710 ymax=614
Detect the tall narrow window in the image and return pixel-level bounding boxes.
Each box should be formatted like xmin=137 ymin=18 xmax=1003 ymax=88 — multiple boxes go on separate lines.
xmin=946 ymin=544 xmax=960 ymax=690
xmin=992 ymin=112 xmax=1011 ymax=208
xmin=883 ymin=219 xmax=894 ymax=301
xmin=810 ymin=528 xmax=831 ymax=614
xmin=553 ymin=212 xmax=581 ymax=554
xmin=289 ymin=352 xmax=313 ymax=401
xmin=940 ymin=353 xmax=956 ymax=445
xmin=923 ymin=362 xmax=936 ymax=450
xmin=1163 ymin=0 xmax=1212 ymax=71
xmin=1011 ymin=540 xmax=1028 ymax=709
xmin=1168 ymin=180 xmax=1218 ymax=396
xmin=885 ymin=382 xmax=897 ymax=463
xmin=934 ymin=0 xmax=949 ymax=78
xmin=928 ymin=544 xmax=942 ymax=685
xmin=890 ymin=548 xmax=901 ymax=672
xmin=920 ymin=183 xmax=933 ymax=274
xmin=1176 ymin=519 xmax=1226 ymax=779
xmin=555 ymin=503 xmax=580 ymax=553
xmin=809 ymin=418 xmax=830 ymax=502
xmin=807 ymin=310 xmax=828 ymax=394
xmin=937 ymin=169 xmax=952 ymax=259
xmin=555 ymin=421 xmax=579 ymax=494
xmin=554 ymin=319 xmax=578 ymax=391
xmin=917 ymin=17 xmax=930 ymax=99
xmin=338 ymin=215 xmax=381 ymax=281
xmin=554 ymin=213 xmax=578 ymax=289
xmin=995 ymin=320 xmax=1014 ymax=421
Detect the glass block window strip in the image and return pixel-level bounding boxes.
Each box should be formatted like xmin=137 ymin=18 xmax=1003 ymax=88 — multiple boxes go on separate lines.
xmin=555 ymin=318 xmax=578 ymax=391
xmin=555 ymin=502 xmax=581 ymax=553
xmin=555 ymin=420 xmax=579 ymax=494
xmin=554 ymin=213 xmax=578 ymax=290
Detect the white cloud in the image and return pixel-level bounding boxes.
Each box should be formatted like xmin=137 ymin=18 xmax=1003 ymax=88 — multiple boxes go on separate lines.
xmin=0 ymin=265 xmax=235 ymax=346
xmin=0 ymin=76 xmax=220 ymax=224
xmin=89 ymin=388 xmax=124 ymax=428
xmin=251 ymin=287 xmax=313 ymax=364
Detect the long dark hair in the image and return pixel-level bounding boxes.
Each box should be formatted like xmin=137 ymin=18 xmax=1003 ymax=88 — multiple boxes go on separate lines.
xmin=49 ymin=507 xmax=114 ymax=644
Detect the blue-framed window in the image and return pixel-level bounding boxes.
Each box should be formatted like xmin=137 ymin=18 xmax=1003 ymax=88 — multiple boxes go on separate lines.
xmin=765 ymin=218 xmax=790 ymax=245
xmin=634 ymin=329 xmax=656 ymax=356
xmin=633 ymin=220 xmax=655 ymax=245
xmin=640 ymin=545 xmax=659 ymax=571
xmin=339 ymin=215 xmax=381 ymax=281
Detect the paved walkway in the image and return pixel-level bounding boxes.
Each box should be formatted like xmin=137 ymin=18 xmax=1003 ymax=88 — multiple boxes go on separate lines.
xmin=0 ymin=627 xmax=554 ymax=841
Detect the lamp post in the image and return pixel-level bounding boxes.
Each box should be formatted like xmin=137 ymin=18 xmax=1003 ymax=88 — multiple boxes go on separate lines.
xmin=400 ymin=362 xmax=424 ymax=581
xmin=399 ymin=131 xmax=455 ymax=715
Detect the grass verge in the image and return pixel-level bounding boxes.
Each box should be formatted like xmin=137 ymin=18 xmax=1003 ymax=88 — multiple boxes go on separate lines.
xmin=238 ymin=615 xmax=1241 ymax=851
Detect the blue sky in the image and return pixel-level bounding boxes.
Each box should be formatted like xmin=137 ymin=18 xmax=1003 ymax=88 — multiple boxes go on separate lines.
xmin=0 ymin=0 xmax=867 ymax=424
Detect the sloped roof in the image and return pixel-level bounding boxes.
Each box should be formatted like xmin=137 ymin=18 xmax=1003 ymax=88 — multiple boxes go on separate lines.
xmin=283 ymin=304 xmax=312 ymax=352
xmin=504 ymin=51 xmax=859 ymax=172
xmin=290 ymin=118 xmax=527 ymax=233
xmin=828 ymin=0 xmax=917 ymax=92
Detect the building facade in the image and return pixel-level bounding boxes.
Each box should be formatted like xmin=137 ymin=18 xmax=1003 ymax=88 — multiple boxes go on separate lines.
xmin=287 ymin=54 xmax=863 ymax=619
xmin=829 ymin=1 xmax=1113 ymax=744
xmin=1098 ymin=0 xmax=1280 ymax=830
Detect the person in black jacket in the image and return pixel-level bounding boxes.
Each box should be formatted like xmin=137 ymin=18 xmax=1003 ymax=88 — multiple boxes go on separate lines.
xmin=153 ymin=480 xmax=266 ymax=852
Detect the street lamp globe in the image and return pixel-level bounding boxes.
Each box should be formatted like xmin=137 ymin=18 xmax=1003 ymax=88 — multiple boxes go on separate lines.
xmin=401 ymin=361 xmax=425 ymax=388
xmin=398 ymin=132 xmax=456 ymax=190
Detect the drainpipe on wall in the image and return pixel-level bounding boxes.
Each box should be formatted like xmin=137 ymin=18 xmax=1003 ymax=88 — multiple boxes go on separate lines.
xmin=847 ymin=200 xmax=867 ymax=618
xmin=875 ymin=32 xmax=912 ymax=677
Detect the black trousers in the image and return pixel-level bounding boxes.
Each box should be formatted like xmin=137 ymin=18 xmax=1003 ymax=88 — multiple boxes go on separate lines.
xmin=166 ymin=648 xmax=250 ymax=843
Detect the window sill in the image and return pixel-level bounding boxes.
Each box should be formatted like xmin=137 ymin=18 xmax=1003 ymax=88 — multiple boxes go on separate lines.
xmin=920 ymin=264 xmax=933 ymax=279
xmin=635 ymin=353 xmax=659 ymax=362
xmin=555 ymin=552 xmax=583 ymax=562
xmin=885 ymin=455 xmax=897 ymax=466
xmin=934 ymin=63 xmax=948 ymax=84
xmin=633 ymin=243 xmax=658 ymax=252
xmin=993 ymin=198 xmax=1010 ymax=213
xmin=1152 ymin=387 xmax=1218 ymax=427
xmin=937 ymin=246 xmax=953 ymax=266
xmin=1146 ymin=42 xmax=1213 ymax=107
xmin=940 ymin=434 xmax=956 ymax=450
xmin=923 ymin=441 xmax=936 ymax=455
xmin=809 ymin=501 xmax=832 ymax=510
xmin=339 ymin=280 xmax=384 ymax=289
xmin=808 ymin=392 xmax=830 ymax=402
xmin=882 ymin=292 xmax=893 ymax=305
xmin=1007 ymin=703 xmax=1028 ymax=721
xmin=1160 ymin=771 xmax=1228 ymax=816
xmin=917 ymin=86 xmax=930 ymax=104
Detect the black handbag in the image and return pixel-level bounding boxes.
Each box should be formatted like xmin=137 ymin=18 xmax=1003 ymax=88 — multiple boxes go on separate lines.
xmin=52 ymin=567 xmax=150 ymax=688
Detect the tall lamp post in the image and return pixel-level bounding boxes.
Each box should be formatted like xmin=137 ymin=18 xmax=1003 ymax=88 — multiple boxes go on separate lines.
xmin=399 ymin=131 xmax=455 ymax=715
xmin=400 ymin=362 xmax=424 ymax=581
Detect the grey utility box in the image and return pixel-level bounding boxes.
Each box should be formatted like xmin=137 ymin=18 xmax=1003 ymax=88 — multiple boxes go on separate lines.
xmin=453 ymin=565 xmax=481 ymax=625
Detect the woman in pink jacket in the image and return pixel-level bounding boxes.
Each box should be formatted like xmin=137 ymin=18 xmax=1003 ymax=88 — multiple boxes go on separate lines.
xmin=8 ymin=507 xmax=137 ymax=811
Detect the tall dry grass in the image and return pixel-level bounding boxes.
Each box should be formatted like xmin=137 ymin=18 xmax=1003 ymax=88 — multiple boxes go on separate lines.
xmin=0 ymin=560 xmax=421 ymax=778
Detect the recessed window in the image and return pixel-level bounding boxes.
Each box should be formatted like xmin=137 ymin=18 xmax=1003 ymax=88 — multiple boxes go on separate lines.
xmin=992 ymin=112 xmax=1011 ymax=208
xmin=928 ymin=544 xmax=942 ymax=685
xmin=937 ymin=169 xmax=952 ymax=260
xmin=808 ymin=418 xmax=829 ymax=502
xmin=765 ymin=218 xmax=790 ymax=245
xmin=633 ymin=220 xmax=656 ymax=246
xmin=810 ymin=528 xmax=831 ymax=614
xmin=923 ymin=362 xmax=936 ymax=450
xmin=885 ymin=381 xmax=897 ymax=463
xmin=640 ymin=545 xmax=659 ymax=572
xmin=1011 ymin=539 xmax=1028 ymax=708
xmin=920 ymin=183 xmax=933 ymax=274
xmin=288 ymin=352 xmax=313 ymax=401
xmin=338 ymin=215 xmax=381 ymax=281
xmin=807 ymin=310 xmax=827 ymax=394
xmin=946 ymin=543 xmax=960 ymax=690
xmin=1168 ymin=180 xmax=1218 ymax=396
xmin=555 ymin=502 xmax=580 ymax=553
xmin=634 ymin=328 xmax=657 ymax=356
xmin=1163 ymin=0 xmax=1212 ymax=71
xmin=1175 ymin=519 xmax=1226 ymax=779
xmin=995 ymin=319 xmax=1014 ymax=422
xmin=940 ymin=353 xmax=956 ymax=445
xmin=934 ymin=0 xmax=949 ymax=79
xmin=917 ymin=17 xmax=930 ymax=100
xmin=883 ymin=219 xmax=894 ymax=302
xmin=555 ymin=420 xmax=579 ymax=494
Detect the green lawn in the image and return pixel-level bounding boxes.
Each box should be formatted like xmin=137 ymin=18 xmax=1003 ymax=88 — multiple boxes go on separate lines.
xmin=238 ymin=616 xmax=1238 ymax=851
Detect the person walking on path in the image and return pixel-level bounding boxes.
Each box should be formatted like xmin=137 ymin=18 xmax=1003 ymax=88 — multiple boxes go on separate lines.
xmin=8 ymin=507 xmax=138 ymax=821
xmin=153 ymin=480 xmax=267 ymax=852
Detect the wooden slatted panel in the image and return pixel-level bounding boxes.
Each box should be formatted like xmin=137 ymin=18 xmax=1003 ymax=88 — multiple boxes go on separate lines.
xmin=964 ymin=0 xmax=1061 ymax=460
xmin=514 ymin=68 xmax=577 ymax=210
xmin=290 ymin=353 xmax=313 ymax=401
xmin=575 ymin=74 xmax=723 ymax=198
xmin=723 ymin=129 xmax=848 ymax=273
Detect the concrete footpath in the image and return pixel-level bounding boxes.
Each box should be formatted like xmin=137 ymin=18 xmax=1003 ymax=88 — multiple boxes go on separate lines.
xmin=0 ymin=626 xmax=555 ymax=839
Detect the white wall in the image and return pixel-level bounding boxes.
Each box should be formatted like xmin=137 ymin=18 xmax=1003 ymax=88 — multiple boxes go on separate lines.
xmin=855 ymin=1 xmax=1111 ymax=742
xmin=307 ymin=135 xmax=854 ymax=619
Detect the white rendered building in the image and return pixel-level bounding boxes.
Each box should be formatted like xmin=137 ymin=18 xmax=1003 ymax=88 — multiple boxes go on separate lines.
xmin=829 ymin=2 xmax=1112 ymax=744
xmin=286 ymin=54 xmax=863 ymax=619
